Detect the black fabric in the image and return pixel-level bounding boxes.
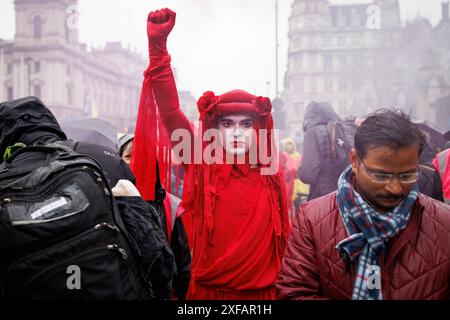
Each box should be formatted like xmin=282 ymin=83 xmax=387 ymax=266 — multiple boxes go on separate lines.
xmin=0 ymin=143 xmax=150 ymax=300
xmin=74 ymin=141 xmax=135 ymax=188
xmin=150 ymin=192 xmax=191 ymax=300
xmin=168 ymin=217 xmax=191 ymax=300
xmin=417 ymin=163 xmax=444 ymax=202
xmin=149 ymin=164 xmax=191 ymax=300
xmin=115 ymin=197 xmax=176 ymax=300
xmin=299 ymin=103 xmax=346 ymax=200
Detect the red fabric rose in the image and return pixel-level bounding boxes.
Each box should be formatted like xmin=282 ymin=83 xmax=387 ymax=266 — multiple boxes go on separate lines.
xmin=197 ymin=91 xmax=221 ymax=119
xmin=255 ymin=96 xmax=272 ymax=117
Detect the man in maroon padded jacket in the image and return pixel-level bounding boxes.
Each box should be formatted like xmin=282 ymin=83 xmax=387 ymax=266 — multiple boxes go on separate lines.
xmin=277 ymin=109 xmax=450 ymax=300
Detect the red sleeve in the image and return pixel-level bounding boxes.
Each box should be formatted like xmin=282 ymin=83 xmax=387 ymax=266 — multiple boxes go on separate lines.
xmin=277 ymin=206 xmax=329 ymax=300
xmin=147 ymin=57 xmax=194 ymax=147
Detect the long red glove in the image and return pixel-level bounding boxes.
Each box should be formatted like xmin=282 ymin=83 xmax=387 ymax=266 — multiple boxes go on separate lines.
xmin=131 ymin=8 xmax=192 ymax=201
xmin=147 ymin=9 xmax=192 ymax=135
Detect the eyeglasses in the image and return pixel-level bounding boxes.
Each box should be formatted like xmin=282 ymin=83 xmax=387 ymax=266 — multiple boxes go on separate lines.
xmin=359 ymin=159 xmax=421 ymax=184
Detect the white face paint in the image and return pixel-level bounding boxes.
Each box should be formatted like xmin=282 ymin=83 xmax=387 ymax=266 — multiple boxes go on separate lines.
xmin=217 ymin=114 xmax=255 ymax=156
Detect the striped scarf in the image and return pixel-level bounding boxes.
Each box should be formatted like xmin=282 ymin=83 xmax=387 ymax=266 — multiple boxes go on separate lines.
xmin=336 ymin=166 xmax=419 ymax=300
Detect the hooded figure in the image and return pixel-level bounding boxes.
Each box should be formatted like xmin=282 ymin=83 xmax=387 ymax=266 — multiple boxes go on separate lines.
xmin=298 ymin=101 xmax=343 ymax=200
xmin=0 ymin=96 xmax=134 ymax=188
xmin=134 ymin=8 xmax=290 ymax=300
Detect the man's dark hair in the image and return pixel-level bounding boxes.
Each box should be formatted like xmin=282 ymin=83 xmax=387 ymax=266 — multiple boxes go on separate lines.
xmin=355 ymin=108 xmax=426 ymax=159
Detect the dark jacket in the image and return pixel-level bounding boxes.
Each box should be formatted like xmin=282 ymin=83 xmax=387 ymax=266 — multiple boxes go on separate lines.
xmin=298 ymin=102 xmax=342 ymax=200
xmin=277 ymin=192 xmax=450 ymax=300
xmin=417 ymin=163 xmax=444 ymax=202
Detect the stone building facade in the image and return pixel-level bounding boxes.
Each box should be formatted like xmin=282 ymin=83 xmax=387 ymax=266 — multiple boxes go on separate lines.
xmin=0 ymin=0 xmax=146 ymax=132
xmin=283 ymin=0 xmax=450 ymax=138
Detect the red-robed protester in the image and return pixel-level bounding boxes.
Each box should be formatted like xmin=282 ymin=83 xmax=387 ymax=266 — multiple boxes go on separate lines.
xmin=133 ymin=8 xmax=290 ymax=300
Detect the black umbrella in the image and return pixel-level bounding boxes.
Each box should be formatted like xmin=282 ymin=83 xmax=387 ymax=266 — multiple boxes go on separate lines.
xmin=59 ymin=117 xmax=118 ymax=150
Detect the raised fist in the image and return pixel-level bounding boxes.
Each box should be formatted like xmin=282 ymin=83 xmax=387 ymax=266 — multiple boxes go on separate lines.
xmin=147 ymin=8 xmax=176 ymax=56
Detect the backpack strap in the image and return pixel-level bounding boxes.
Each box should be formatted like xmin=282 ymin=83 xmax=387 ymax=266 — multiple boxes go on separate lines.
xmin=56 ymin=139 xmax=79 ymax=151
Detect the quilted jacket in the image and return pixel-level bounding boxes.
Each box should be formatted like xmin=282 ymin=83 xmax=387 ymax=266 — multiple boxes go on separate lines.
xmin=277 ymin=192 xmax=450 ymax=300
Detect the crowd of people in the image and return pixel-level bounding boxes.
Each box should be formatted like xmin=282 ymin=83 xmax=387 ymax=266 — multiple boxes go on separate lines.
xmin=0 ymin=7 xmax=449 ymax=300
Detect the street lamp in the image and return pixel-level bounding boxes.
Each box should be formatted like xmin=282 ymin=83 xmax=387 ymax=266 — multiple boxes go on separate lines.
xmin=275 ymin=0 xmax=279 ymax=98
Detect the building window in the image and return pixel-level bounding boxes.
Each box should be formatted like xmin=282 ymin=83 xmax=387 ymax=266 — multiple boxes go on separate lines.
xmin=309 ymin=53 xmax=317 ymax=69
xmin=34 ymin=61 xmax=41 ymax=73
xmin=338 ymin=36 xmax=346 ymax=46
xmin=7 ymin=63 xmax=13 ymax=75
xmin=7 ymin=86 xmax=13 ymax=100
xmin=65 ymin=23 xmax=70 ymax=43
xmin=309 ymin=77 xmax=317 ymax=92
xmin=293 ymin=54 xmax=303 ymax=69
xmin=33 ymin=15 xmax=43 ymax=40
xmin=34 ymin=84 xmax=42 ymax=98
xmin=351 ymin=10 xmax=362 ymax=27
xmin=338 ymin=13 xmax=346 ymax=27
xmin=296 ymin=18 xmax=304 ymax=31
xmin=67 ymin=84 xmax=73 ymax=105
xmin=293 ymin=37 xmax=302 ymax=49
xmin=344 ymin=11 xmax=352 ymax=26
xmin=324 ymin=54 xmax=332 ymax=70
xmin=325 ymin=76 xmax=333 ymax=91
xmin=338 ymin=54 xmax=347 ymax=68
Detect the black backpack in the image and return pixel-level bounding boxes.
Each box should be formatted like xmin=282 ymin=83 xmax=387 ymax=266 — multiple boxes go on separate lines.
xmin=0 ymin=142 xmax=152 ymax=300
xmin=327 ymin=120 xmax=357 ymax=174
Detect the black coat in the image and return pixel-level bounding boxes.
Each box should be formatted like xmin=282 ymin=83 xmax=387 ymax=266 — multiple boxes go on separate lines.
xmin=298 ymin=102 xmax=342 ymax=200
xmin=151 ymin=188 xmax=191 ymax=300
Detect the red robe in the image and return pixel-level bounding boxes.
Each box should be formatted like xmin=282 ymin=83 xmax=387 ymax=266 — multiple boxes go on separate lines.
xmin=135 ymin=55 xmax=290 ymax=300
xmin=186 ymin=165 xmax=281 ymax=299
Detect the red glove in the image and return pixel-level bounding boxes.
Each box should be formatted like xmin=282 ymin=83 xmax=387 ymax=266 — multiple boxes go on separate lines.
xmin=147 ymin=8 xmax=176 ymax=58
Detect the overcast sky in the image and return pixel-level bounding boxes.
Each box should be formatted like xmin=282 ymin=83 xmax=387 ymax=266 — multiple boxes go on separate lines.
xmin=0 ymin=0 xmax=446 ymax=98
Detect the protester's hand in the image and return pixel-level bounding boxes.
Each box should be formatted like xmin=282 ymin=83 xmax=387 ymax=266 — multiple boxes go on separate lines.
xmin=112 ymin=179 xmax=141 ymax=197
xmin=147 ymin=8 xmax=176 ymax=56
